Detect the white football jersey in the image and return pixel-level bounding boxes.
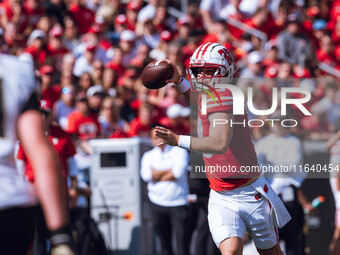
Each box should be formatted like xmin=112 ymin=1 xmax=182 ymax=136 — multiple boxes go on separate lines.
xmin=0 ymin=54 xmax=38 ymax=210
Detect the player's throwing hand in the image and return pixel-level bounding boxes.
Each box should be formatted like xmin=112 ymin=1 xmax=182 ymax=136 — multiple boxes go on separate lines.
xmin=154 ymin=126 xmax=179 ymax=146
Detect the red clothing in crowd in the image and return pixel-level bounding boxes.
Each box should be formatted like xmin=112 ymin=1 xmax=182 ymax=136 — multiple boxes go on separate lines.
xmin=244 ymin=13 xmax=281 ymax=39
xmin=42 ymin=85 xmax=61 ymax=107
xmin=24 ymin=45 xmax=47 ymax=66
xmin=17 ymin=124 xmax=76 ymax=183
xmin=316 ymin=48 xmax=338 ymax=66
xmin=67 ymin=111 xmax=101 ymax=140
xmin=23 ymin=0 xmax=45 ymax=29
xmin=159 ymin=117 xmax=190 ymax=135
xmin=0 ymin=0 xmax=27 ymax=31
xmin=69 ymin=3 xmax=95 ymax=34
xmin=128 ymin=118 xmax=151 ymax=138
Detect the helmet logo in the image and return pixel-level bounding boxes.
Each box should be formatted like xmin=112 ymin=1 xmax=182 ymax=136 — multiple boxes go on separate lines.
xmin=218 ymin=48 xmax=229 ymax=59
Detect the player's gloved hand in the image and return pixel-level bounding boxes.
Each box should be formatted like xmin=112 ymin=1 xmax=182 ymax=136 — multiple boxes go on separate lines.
xmin=50 ymin=226 xmax=77 ymax=255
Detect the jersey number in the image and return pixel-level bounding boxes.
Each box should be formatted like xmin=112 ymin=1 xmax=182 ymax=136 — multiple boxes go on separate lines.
xmin=0 ymin=78 xmax=4 ymax=137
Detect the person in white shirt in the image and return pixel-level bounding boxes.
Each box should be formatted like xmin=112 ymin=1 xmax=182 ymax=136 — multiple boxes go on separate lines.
xmin=141 ymin=124 xmax=190 ymax=255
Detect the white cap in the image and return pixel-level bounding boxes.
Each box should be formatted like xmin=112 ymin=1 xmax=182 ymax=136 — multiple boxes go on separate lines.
xmin=27 ymin=29 xmax=45 ymax=46
xmin=248 ymin=51 xmax=264 ymax=64
xmin=120 ymin=30 xmax=136 ymax=41
xmin=167 ymin=104 xmax=190 ymax=118
xmin=86 ymin=84 xmax=104 ymax=97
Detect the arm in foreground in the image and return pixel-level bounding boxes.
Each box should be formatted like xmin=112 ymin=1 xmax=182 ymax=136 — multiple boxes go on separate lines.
xmin=18 ymin=110 xmax=69 ymax=230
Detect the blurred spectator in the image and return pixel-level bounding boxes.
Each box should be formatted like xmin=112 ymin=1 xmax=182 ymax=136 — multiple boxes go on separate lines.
xmin=24 ymin=29 xmax=46 ymax=66
xmin=68 ymin=0 xmax=95 ymax=35
xmin=117 ymin=68 xmax=138 ymax=89
xmin=40 ymin=65 xmax=61 ymax=107
xmin=159 ymin=85 xmax=185 ymax=110
xmin=166 ymin=42 xmax=185 ymax=75
xmin=140 ymin=124 xmax=190 ymax=255
xmin=301 ymin=113 xmax=330 ymax=140
xmin=174 ymin=16 xmax=191 ymax=47
xmin=90 ymin=59 xmax=104 ymax=85
xmin=129 ymin=43 xmax=151 ymax=68
xmin=99 ymin=96 xmax=129 ymax=138
xmin=137 ymin=18 xmax=160 ymax=49
xmin=73 ymin=43 xmax=96 ymax=77
xmin=277 ymin=12 xmax=315 ymax=66
xmin=110 ymin=30 xmax=136 ymax=66
xmin=240 ymin=50 xmax=264 ymax=78
xmin=199 ymin=0 xmax=228 ymax=33
xmin=244 ymin=7 xmax=281 ymax=39
xmin=101 ymin=67 xmax=117 ymax=97
xmin=1 ymin=21 xmax=23 ymax=54
xmin=126 ymin=0 xmax=142 ymax=31
xmin=76 ymin=71 xmax=93 ymax=93
xmin=35 ymin=15 xmax=51 ymax=34
xmin=53 ymin=84 xmax=77 ymax=130
xmin=149 ymin=30 xmax=172 ymax=60
xmin=67 ymin=91 xmax=101 ymax=145
xmin=0 ymin=0 xmax=26 ymax=31
xmin=86 ymin=84 xmax=105 ymax=115
xmin=160 ymin=104 xmax=190 ymax=135
xmin=129 ymin=102 xmax=154 ymax=138
xmin=23 ymin=0 xmax=45 ymax=36
xmin=47 ymin=26 xmax=69 ymax=70
xmin=153 ymin=4 xmax=176 ymax=33
xmin=45 ymin=0 xmax=68 ymax=26
xmin=115 ymin=86 xmax=135 ymax=122
xmin=54 ymin=53 xmax=76 ymax=85
xmin=130 ymin=84 xmax=151 ymax=117
xmin=263 ymin=45 xmax=279 ymax=67
xmin=201 ymin=19 xmax=233 ymax=47
xmin=312 ymin=19 xmax=327 ymax=45
xmin=63 ymin=16 xmax=80 ymax=52
xmin=105 ymin=47 xmax=125 ymax=77
xmin=310 ymin=83 xmax=338 ymax=125
xmin=137 ymin=0 xmax=158 ymax=23
xmin=316 ymin=34 xmax=337 ymax=67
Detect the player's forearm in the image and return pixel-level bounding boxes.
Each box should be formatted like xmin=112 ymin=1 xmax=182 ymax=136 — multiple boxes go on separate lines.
xmin=33 ymin=146 xmax=70 ymax=230
xmin=190 ymin=136 xmax=229 ymax=154
xmin=18 ymin=111 xmax=70 ymax=230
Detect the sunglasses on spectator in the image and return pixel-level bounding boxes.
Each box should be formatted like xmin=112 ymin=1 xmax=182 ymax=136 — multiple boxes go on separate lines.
xmin=62 ymin=87 xmax=74 ymax=95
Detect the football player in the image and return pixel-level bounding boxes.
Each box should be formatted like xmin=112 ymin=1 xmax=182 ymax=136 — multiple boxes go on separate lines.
xmin=0 ymin=54 xmax=75 ymax=255
xmin=155 ymin=42 xmax=291 ymax=255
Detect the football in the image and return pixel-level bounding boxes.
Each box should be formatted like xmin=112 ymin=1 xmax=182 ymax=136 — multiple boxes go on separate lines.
xmin=141 ymin=60 xmax=174 ymax=89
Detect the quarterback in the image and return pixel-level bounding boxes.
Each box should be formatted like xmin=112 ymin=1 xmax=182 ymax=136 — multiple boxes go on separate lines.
xmin=155 ymin=42 xmax=291 ymax=255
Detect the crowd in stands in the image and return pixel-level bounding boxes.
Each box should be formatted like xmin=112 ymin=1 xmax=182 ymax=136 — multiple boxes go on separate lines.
xmin=3 ymin=0 xmax=340 ymax=254
xmin=0 ymin=0 xmax=338 ymax=142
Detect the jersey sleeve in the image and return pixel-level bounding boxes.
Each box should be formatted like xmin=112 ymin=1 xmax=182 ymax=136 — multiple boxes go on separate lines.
xmin=206 ymin=88 xmax=233 ymax=115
